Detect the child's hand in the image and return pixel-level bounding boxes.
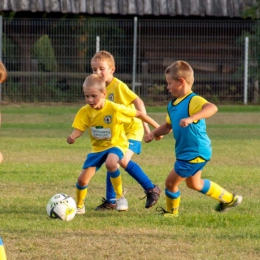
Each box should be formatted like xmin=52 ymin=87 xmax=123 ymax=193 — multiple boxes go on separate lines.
xmin=67 ymin=135 xmax=75 ymax=144
xmin=155 ymin=135 xmax=163 ymax=141
xmin=144 ymin=132 xmax=155 ymax=143
xmin=179 ymin=117 xmax=193 ymax=127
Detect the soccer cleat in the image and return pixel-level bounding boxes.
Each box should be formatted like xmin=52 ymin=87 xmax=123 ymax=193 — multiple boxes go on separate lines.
xmin=111 ymin=195 xmax=129 ymax=211
xmin=215 ymin=194 xmax=243 ymax=212
xmin=95 ymin=197 xmax=117 ymax=211
xmin=141 ymin=185 xmax=161 ymax=208
xmin=115 ymin=197 xmax=129 ymax=211
xmin=76 ymin=206 xmax=86 ymax=215
xmin=156 ymin=206 xmax=179 ymax=217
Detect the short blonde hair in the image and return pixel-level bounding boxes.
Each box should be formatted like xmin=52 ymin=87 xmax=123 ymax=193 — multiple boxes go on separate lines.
xmin=83 ymin=74 xmax=106 ymax=92
xmin=91 ymin=50 xmax=115 ymax=68
xmin=165 ymin=60 xmax=194 ymax=86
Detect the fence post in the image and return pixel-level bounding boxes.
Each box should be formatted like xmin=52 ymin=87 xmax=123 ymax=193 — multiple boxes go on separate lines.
xmin=96 ymin=36 xmax=100 ymax=53
xmin=132 ymin=17 xmax=138 ymax=93
xmin=244 ymin=37 xmax=249 ymax=105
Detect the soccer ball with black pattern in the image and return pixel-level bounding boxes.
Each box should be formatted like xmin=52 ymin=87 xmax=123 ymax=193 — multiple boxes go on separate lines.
xmin=46 ymin=193 xmax=76 ymax=221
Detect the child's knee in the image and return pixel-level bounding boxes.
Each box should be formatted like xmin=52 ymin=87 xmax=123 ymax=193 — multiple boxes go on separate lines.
xmin=77 ymin=176 xmax=86 ymax=186
xmin=165 ymin=180 xmax=178 ymax=191
xmin=105 ymin=161 xmax=117 ymax=172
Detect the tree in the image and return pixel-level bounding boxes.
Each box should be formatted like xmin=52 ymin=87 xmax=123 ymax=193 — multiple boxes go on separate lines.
xmin=243 ymin=0 xmax=260 ymax=19
xmin=242 ymin=3 xmax=260 ymax=102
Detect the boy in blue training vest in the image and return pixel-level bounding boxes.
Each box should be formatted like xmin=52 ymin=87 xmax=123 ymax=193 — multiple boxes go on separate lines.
xmin=144 ymin=60 xmax=242 ymax=217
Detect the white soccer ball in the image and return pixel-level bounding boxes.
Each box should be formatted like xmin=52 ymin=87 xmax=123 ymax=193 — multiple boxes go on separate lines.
xmin=46 ymin=193 xmax=77 ymax=222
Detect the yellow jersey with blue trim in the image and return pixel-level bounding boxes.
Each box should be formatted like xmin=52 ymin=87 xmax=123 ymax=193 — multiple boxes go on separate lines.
xmin=72 ymin=100 xmax=137 ymax=153
xmin=106 ymin=77 xmax=144 ymax=141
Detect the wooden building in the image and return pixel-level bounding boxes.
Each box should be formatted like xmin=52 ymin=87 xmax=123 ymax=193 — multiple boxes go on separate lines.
xmin=0 ymin=0 xmax=256 ymax=18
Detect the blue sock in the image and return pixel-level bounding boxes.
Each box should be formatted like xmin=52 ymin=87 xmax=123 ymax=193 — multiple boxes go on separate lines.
xmin=105 ymin=172 xmax=116 ymax=204
xmin=125 ymin=160 xmax=154 ymax=190
xmin=200 ymin=179 xmax=211 ymax=194
xmin=76 ymin=183 xmax=88 ymax=190
xmin=165 ymin=189 xmax=180 ymax=199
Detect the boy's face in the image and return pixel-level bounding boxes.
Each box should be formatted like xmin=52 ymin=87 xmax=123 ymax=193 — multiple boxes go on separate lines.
xmin=91 ymin=59 xmax=115 ymax=85
xmin=83 ymin=87 xmax=106 ymax=110
xmin=166 ymin=74 xmax=184 ymax=98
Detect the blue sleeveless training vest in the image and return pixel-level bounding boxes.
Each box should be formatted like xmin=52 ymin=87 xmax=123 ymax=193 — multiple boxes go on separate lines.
xmin=167 ymin=92 xmax=212 ymax=161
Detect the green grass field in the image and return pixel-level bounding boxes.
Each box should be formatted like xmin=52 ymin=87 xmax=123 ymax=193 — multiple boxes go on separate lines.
xmin=1 ymin=104 xmax=260 ymax=260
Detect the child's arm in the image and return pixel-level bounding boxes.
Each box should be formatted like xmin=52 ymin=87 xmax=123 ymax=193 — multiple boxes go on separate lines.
xmin=144 ymin=123 xmax=172 ymax=143
xmin=132 ymin=97 xmax=151 ymax=134
xmin=135 ymin=110 xmax=160 ymax=129
xmin=180 ymin=102 xmax=218 ymax=127
xmin=67 ymin=128 xmax=84 ymax=144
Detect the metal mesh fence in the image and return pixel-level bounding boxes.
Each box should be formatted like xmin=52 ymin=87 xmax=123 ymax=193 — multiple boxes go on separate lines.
xmin=1 ymin=17 xmax=259 ymax=104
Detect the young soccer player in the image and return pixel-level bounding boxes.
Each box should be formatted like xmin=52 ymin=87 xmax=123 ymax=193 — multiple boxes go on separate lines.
xmin=144 ymin=60 xmax=243 ymax=217
xmin=0 ymin=61 xmax=7 ymax=84
xmin=90 ymin=50 xmax=161 ymax=210
xmin=0 ymin=62 xmax=7 ymax=164
xmin=67 ymin=74 xmax=160 ymax=214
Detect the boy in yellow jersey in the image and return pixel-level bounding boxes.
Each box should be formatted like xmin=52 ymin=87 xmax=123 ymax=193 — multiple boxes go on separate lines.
xmin=67 ymin=74 xmax=160 ymax=214
xmin=0 ymin=61 xmax=7 ymax=84
xmin=145 ymin=60 xmax=242 ymax=217
xmin=91 ymin=50 xmax=161 ymax=210
xmin=0 ymin=237 xmax=7 ymax=260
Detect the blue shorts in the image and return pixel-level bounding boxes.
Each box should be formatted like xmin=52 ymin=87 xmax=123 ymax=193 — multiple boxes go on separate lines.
xmin=174 ymin=160 xmax=207 ymax=178
xmin=128 ymin=139 xmax=142 ymax=154
xmin=82 ymin=147 xmax=124 ymax=169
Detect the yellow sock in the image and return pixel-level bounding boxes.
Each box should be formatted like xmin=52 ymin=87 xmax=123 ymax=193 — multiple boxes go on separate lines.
xmin=110 ymin=174 xmax=123 ymax=198
xmin=166 ymin=194 xmax=180 ymax=215
xmin=205 ymin=180 xmax=233 ymax=203
xmin=76 ymin=185 xmax=88 ymax=209
xmin=0 ymin=237 xmax=7 ymax=260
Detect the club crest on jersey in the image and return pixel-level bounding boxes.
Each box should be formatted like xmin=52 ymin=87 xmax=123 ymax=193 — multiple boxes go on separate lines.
xmin=104 ymin=115 xmax=112 ymax=124
xmin=108 ymin=93 xmax=114 ymax=101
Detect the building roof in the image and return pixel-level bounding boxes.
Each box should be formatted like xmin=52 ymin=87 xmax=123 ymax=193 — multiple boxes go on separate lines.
xmin=0 ymin=0 xmax=256 ymax=18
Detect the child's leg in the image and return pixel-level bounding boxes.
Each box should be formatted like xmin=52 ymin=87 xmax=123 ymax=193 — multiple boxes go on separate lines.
xmin=187 ymin=169 xmax=242 ymax=212
xmin=200 ymin=179 xmax=243 ymax=212
xmin=106 ymin=153 xmax=123 ymax=198
xmin=124 ymin=160 xmax=154 ymax=190
xmin=124 ymin=159 xmax=161 ymax=208
xmin=108 ymin=168 xmax=122 ymax=198
xmin=105 ymin=173 xmax=116 ymax=202
xmin=76 ymin=167 xmax=96 ymax=212
xmin=162 ymin=168 xmax=184 ymax=216
xmin=199 ymin=179 xmax=233 ymax=203
xmin=165 ymin=189 xmax=181 ymax=215
xmin=121 ymin=143 xmax=161 ymax=208
xmin=101 ymin=147 xmax=160 ymax=209
xmin=76 ymin=183 xmax=88 ymax=209
xmin=186 ymin=169 xmax=233 ymax=203
xmin=95 ymin=173 xmax=117 ymax=211
xmin=122 ymin=147 xmax=155 ymax=190
xmin=106 ymin=151 xmax=128 ymax=211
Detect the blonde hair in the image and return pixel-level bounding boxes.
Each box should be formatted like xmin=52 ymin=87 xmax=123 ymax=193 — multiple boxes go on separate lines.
xmin=91 ymin=50 xmax=115 ymax=68
xmin=83 ymin=74 xmax=106 ymax=92
xmin=165 ymin=60 xmax=194 ymax=86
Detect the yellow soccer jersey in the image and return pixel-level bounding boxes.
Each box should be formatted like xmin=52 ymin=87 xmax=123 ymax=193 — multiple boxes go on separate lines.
xmin=106 ymin=77 xmax=144 ymax=141
xmin=72 ymin=100 xmax=137 ymax=153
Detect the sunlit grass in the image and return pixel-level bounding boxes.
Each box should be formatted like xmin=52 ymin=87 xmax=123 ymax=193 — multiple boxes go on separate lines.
xmin=0 ymin=104 xmax=260 ymax=260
